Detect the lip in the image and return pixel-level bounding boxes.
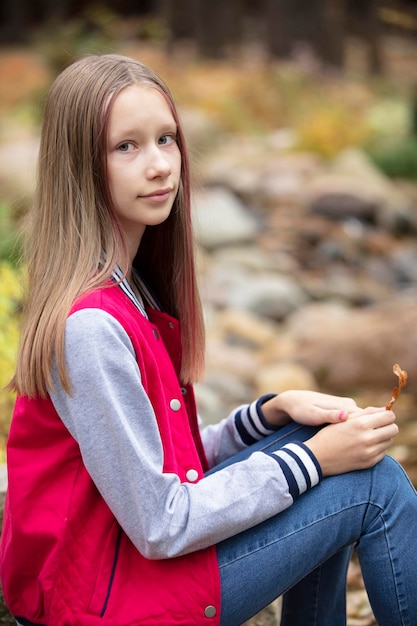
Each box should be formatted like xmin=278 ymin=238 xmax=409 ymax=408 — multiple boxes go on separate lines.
xmin=141 ymin=188 xmax=173 ymax=202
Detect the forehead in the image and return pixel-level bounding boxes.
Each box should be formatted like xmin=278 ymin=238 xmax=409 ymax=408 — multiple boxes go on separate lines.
xmin=107 ymin=84 xmax=176 ymax=136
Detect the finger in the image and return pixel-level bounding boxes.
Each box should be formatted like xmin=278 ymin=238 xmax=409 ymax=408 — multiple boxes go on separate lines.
xmin=364 ymin=405 xmax=387 ymax=414
xmin=337 ymin=409 xmax=348 ymax=422
xmin=313 ymin=405 xmax=358 ymax=424
xmin=358 ymin=431 xmax=397 ymax=467
xmin=308 ymin=405 xmax=349 ymax=425
xmin=367 ymin=410 xmax=397 ymax=429
xmin=326 ymin=406 xmax=359 ymax=423
xmin=350 ymin=407 xmax=396 ymax=424
xmin=373 ymin=422 xmax=399 ymax=442
xmin=327 ymin=397 xmax=358 ymax=412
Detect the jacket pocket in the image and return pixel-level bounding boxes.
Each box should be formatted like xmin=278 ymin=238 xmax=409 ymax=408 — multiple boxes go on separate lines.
xmin=87 ymin=523 xmax=123 ymax=616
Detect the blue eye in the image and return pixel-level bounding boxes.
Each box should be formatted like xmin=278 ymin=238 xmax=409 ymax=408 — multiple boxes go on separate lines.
xmin=117 ymin=142 xmax=134 ymax=152
xmin=159 ymin=134 xmax=176 ymax=146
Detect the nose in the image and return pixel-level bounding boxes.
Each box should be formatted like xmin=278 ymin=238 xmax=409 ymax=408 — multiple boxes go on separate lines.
xmin=145 ymin=145 xmax=172 ymax=179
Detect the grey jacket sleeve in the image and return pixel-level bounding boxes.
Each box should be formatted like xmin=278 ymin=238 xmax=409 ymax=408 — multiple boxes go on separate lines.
xmin=50 ymin=308 xmax=322 ymax=559
xmin=200 ymin=395 xmax=281 ymax=468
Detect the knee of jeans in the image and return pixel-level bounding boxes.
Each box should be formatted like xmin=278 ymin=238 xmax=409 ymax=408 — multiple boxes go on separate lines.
xmin=372 ymin=455 xmax=414 ymax=496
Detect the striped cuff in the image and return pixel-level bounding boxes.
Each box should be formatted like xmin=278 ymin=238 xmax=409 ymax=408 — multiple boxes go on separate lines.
xmin=235 ymin=394 xmax=279 ymax=446
xmin=268 ymin=442 xmax=323 ymax=501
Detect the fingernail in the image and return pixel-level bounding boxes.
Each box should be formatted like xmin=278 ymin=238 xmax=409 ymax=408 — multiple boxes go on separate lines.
xmin=338 ymin=411 xmax=346 ymax=421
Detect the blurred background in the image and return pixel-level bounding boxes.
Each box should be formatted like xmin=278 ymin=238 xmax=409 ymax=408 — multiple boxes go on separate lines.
xmin=1 ymin=5 xmax=417 ymax=622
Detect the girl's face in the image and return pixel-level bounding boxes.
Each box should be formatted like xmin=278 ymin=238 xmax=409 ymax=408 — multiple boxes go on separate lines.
xmin=106 ymin=84 xmax=181 ymax=259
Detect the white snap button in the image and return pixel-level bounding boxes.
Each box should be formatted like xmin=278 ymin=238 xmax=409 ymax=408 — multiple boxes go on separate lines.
xmin=180 ymin=387 xmax=187 ymax=395
xmin=169 ymin=399 xmax=181 ymax=411
xmin=204 ymin=605 xmax=217 ymax=618
xmin=186 ymin=469 xmax=199 ymax=482
xmin=168 ymin=321 xmax=175 ymax=329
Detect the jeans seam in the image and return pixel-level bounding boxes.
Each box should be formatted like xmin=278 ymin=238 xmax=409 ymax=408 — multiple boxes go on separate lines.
xmin=382 ymin=513 xmax=405 ymax=625
xmin=362 ymin=467 xmax=406 ymax=625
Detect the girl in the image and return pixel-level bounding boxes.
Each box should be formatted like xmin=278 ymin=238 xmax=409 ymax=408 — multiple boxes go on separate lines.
xmin=1 ymin=53 xmax=416 ymax=626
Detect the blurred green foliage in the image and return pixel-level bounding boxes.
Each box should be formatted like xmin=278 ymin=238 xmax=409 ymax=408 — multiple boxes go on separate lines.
xmin=0 ymin=202 xmax=20 ymax=264
xmin=0 ymin=262 xmax=23 ymax=462
xmin=367 ymin=137 xmax=417 ymax=180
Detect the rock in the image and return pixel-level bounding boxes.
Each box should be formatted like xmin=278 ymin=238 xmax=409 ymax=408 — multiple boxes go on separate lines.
xmin=213 ymin=308 xmax=278 ymax=349
xmin=203 ymin=155 xmax=262 ymax=202
xmin=255 ymin=153 xmax=318 ymax=209
xmin=331 ymin=148 xmax=417 ymax=234
xmin=180 ymin=106 xmax=224 ymax=154
xmin=280 ymin=298 xmax=417 ymax=391
xmin=211 ymin=245 xmax=288 ymax=274
xmin=309 ymin=189 xmax=378 ymax=222
xmin=194 ymin=380 xmax=238 ymax=426
xmin=299 ymin=266 xmax=393 ymax=306
xmin=254 ymin=361 xmax=318 ymax=396
xmin=205 ymin=335 xmax=260 ymax=386
xmin=201 ymin=136 xmax=320 ymax=209
xmin=202 ymin=250 xmax=308 ymax=319
xmin=192 ymin=186 xmax=259 ymax=249
xmin=389 ymin=242 xmax=417 ymax=286
xmin=229 ymin=275 xmax=307 ymax=320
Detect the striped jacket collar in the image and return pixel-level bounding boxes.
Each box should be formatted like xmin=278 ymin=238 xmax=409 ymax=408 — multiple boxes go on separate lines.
xmin=111 ymin=265 xmax=161 ymax=319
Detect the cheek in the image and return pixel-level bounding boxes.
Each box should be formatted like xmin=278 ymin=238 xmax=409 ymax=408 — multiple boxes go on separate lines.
xmin=107 ymin=176 xmax=117 ymax=202
xmin=107 ymin=164 xmax=126 ymax=195
xmin=173 ymin=151 xmax=182 ymax=178
xmin=107 ymin=175 xmax=124 ymax=208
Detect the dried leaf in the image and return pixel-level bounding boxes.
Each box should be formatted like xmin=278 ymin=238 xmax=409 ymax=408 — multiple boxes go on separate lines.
xmin=385 ymin=363 xmax=408 ymax=410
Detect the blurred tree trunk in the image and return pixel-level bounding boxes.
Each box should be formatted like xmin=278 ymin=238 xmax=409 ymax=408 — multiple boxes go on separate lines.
xmin=264 ymin=0 xmax=293 ymax=57
xmin=0 ymin=0 xmax=73 ymax=42
xmin=265 ymin=0 xmax=386 ymax=71
xmin=162 ymin=0 xmax=197 ymax=46
xmin=0 ymin=0 xmax=29 ymax=42
xmin=265 ymin=0 xmax=326 ymax=61
xmin=41 ymin=0 xmax=72 ymax=20
xmin=366 ymin=0 xmax=383 ymax=73
xmin=319 ymin=0 xmax=347 ymax=68
xmin=349 ymin=0 xmax=383 ymax=73
xmin=194 ymin=0 xmax=241 ymax=58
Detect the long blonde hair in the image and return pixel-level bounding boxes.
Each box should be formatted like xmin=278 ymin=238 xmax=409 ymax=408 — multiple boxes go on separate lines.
xmin=12 ymin=54 xmax=205 ymax=398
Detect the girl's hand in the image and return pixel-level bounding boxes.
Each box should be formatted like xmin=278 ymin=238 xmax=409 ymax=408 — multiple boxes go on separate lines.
xmin=262 ymin=390 xmax=358 ymax=428
xmin=305 ymin=407 xmax=399 ymax=476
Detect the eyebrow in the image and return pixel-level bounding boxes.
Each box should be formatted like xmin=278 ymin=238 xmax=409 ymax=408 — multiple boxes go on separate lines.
xmin=111 ymin=118 xmax=177 ymax=135
xmin=108 ymin=126 xmax=177 ymax=149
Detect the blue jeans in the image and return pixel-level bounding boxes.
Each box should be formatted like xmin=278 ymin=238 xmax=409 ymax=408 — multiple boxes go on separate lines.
xmin=208 ymin=423 xmax=417 ymax=626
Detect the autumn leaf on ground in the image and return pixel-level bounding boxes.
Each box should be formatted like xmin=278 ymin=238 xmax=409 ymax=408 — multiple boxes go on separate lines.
xmin=385 ymin=363 xmax=408 ymax=410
